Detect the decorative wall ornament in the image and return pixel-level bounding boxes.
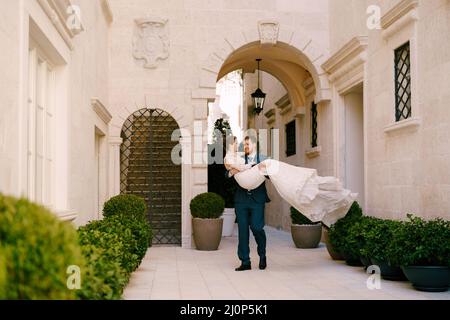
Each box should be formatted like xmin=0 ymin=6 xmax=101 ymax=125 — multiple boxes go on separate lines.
xmin=133 ymin=16 xmax=169 ymax=69
xmin=258 ymin=20 xmax=279 ymax=46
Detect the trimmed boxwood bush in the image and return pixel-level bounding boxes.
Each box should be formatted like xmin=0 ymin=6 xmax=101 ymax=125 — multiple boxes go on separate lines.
xmin=190 ymin=192 xmax=225 ymax=219
xmin=342 ymin=216 xmax=379 ymax=260
xmin=76 ymin=244 xmax=128 ymax=300
xmin=386 ymin=214 xmax=450 ymax=267
xmin=359 ymin=218 xmax=402 ymax=263
xmin=103 ymin=194 xmax=147 ymax=221
xmin=76 ymin=194 xmax=153 ymax=300
xmin=290 ymin=207 xmax=318 ymax=225
xmin=0 ymin=195 xmax=84 ymax=300
xmin=329 ymin=201 xmax=363 ymax=259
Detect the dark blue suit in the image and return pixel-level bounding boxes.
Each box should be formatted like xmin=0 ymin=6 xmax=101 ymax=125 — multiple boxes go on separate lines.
xmin=227 ymin=153 xmax=270 ymax=266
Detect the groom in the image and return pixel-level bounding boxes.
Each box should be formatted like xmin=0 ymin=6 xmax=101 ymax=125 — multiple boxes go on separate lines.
xmin=227 ymin=135 xmax=270 ymax=271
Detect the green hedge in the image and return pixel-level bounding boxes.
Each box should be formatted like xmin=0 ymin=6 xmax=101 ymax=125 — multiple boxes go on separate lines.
xmin=359 ymin=218 xmax=402 ymax=262
xmin=103 ymin=194 xmax=147 ymax=221
xmin=386 ymin=215 xmax=450 ymax=267
xmin=77 ymin=194 xmax=152 ymax=300
xmin=0 ymin=195 xmax=84 ymax=300
xmin=190 ymin=192 xmax=225 ymax=219
xmin=0 ymin=193 xmax=152 ymax=300
xmin=329 ymin=205 xmax=450 ymax=268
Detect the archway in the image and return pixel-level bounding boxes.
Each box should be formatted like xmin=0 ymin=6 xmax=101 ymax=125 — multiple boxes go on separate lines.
xmin=120 ymin=108 xmax=182 ymax=245
xmin=205 ymin=36 xmax=330 ymax=233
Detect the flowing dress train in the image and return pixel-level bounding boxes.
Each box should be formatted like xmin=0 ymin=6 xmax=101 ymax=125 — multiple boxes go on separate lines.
xmin=225 ymin=155 xmax=357 ymax=227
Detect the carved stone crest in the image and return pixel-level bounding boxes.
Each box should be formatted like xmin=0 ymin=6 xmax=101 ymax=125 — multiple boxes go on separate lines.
xmin=258 ymin=20 xmax=279 ymax=46
xmin=133 ymin=16 xmax=169 ymax=69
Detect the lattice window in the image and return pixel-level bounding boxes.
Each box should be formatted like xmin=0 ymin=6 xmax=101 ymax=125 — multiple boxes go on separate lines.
xmin=285 ymin=120 xmax=296 ymax=157
xmin=394 ymin=42 xmax=412 ymax=122
xmin=311 ymin=102 xmax=318 ymax=148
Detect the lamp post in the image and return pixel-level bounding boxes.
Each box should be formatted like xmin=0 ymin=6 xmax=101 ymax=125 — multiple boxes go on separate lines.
xmin=251 ymin=58 xmax=266 ymax=115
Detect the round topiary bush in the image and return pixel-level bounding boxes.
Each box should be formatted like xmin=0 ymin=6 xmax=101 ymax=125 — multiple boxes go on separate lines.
xmin=290 ymin=207 xmax=318 ymax=225
xmin=190 ymin=192 xmax=225 ymax=219
xmin=0 ymin=194 xmax=85 ymax=300
xmin=103 ymin=194 xmax=147 ymax=221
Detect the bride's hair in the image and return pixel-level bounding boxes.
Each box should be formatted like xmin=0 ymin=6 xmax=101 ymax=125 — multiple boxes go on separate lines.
xmin=226 ymin=136 xmax=237 ymax=153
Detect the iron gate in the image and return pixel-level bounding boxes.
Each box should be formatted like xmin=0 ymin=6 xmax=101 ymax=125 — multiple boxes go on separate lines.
xmin=120 ymin=108 xmax=182 ymax=245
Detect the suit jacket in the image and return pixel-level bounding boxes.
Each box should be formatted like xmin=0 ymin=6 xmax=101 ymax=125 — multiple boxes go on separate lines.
xmin=226 ymin=153 xmax=271 ymax=204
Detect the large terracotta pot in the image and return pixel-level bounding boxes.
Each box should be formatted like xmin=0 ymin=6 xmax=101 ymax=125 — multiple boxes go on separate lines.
xmin=222 ymin=208 xmax=236 ymax=237
xmin=322 ymin=227 xmax=344 ymax=260
xmin=291 ymin=224 xmax=322 ymax=248
xmin=192 ymin=217 xmax=223 ymax=251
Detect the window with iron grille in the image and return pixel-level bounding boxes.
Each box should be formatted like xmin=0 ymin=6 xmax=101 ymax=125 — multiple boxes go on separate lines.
xmin=394 ymin=42 xmax=411 ymax=122
xmin=311 ymin=102 xmax=318 ymax=148
xmin=285 ymin=120 xmax=296 ymax=157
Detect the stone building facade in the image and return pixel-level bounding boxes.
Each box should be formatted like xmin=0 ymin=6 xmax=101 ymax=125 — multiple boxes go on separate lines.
xmin=0 ymin=0 xmax=449 ymax=247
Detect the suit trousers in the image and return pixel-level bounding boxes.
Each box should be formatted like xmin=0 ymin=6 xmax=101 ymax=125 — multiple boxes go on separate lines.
xmin=235 ymin=201 xmax=267 ymax=265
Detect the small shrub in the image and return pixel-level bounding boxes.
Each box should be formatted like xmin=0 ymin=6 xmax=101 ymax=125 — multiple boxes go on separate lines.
xmin=76 ymin=244 xmax=128 ymax=300
xmin=78 ymin=220 xmax=138 ymax=273
xmin=0 ymin=195 xmax=84 ymax=300
xmin=387 ymin=214 xmax=450 ymax=267
xmin=290 ymin=207 xmax=318 ymax=225
xmin=190 ymin=192 xmax=225 ymax=219
xmin=329 ymin=202 xmax=363 ymax=259
xmin=103 ymin=194 xmax=147 ymax=221
xmin=359 ymin=218 xmax=402 ymax=263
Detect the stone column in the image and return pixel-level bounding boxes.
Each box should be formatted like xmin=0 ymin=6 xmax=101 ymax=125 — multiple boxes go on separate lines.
xmin=179 ymin=136 xmax=193 ymax=249
xmin=108 ymin=136 xmax=123 ymax=198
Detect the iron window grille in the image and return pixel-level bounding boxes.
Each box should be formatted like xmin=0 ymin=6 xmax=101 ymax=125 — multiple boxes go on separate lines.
xmin=311 ymin=102 xmax=318 ymax=148
xmin=285 ymin=120 xmax=296 ymax=157
xmin=394 ymin=42 xmax=412 ymax=122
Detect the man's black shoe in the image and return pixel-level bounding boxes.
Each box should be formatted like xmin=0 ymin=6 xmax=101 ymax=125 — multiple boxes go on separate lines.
xmin=259 ymin=257 xmax=267 ymax=270
xmin=235 ymin=264 xmax=251 ymax=271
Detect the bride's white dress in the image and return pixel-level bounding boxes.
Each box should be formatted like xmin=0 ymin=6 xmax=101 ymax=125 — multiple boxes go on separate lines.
xmin=224 ymin=153 xmax=357 ymax=227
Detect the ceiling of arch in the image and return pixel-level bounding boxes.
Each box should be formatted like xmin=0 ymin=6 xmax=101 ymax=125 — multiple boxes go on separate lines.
xmin=218 ymin=42 xmax=313 ymax=108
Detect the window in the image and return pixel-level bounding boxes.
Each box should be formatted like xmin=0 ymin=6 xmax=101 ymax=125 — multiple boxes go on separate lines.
xmin=27 ymin=47 xmax=55 ymax=207
xmin=285 ymin=120 xmax=296 ymax=157
xmin=394 ymin=42 xmax=411 ymax=122
xmin=311 ymin=102 xmax=318 ymax=148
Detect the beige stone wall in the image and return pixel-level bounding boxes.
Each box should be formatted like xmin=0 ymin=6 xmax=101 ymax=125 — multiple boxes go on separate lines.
xmin=0 ymin=0 xmax=111 ymax=225
xmin=0 ymin=0 xmax=21 ymax=197
xmin=364 ymin=0 xmax=450 ymax=220
xmin=69 ymin=0 xmax=112 ymax=225
xmin=327 ymin=0 xmax=450 ymax=220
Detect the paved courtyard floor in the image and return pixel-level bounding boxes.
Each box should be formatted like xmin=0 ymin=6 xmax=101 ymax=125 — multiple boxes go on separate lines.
xmin=124 ymin=227 xmax=449 ymax=300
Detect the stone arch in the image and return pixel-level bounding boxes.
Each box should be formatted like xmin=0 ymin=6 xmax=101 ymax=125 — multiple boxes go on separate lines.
xmin=110 ymin=104 xmax=190 ymax=139
xmin=196 ymin=23 xmax=331 ymax=103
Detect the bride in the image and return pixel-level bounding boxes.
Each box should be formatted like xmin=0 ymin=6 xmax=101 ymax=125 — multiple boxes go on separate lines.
xmin=224 ymin=137 xmax=357 ymax=227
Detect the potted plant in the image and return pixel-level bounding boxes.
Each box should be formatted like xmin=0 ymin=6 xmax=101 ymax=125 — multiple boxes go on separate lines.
xmin=190 ymin=192 xmax=225 ymax=251
xmin=290 ymin=207 xmax=322 ymax=248
xmin=329 ymin=202 xmax=364 ymax=266
xmin=322 ymin=225 xmax=344 ymax=260
xmin=387 ymin=215 xmax=450 ymax=292
xmin=362 ymin=218 xmax=406 ymax=280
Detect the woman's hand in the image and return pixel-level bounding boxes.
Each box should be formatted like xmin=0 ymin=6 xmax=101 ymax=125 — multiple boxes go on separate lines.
xmin=229 ymin=168 xmax=240 ymax=177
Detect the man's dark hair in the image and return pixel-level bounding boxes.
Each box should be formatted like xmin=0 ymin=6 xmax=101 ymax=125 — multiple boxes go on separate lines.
xmin=244 ymin=135 xmax=257 ymax=144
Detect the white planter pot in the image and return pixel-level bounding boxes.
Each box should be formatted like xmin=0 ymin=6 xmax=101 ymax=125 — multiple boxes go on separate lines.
xmin=222 ymin=208 xmax=236 ymax=237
